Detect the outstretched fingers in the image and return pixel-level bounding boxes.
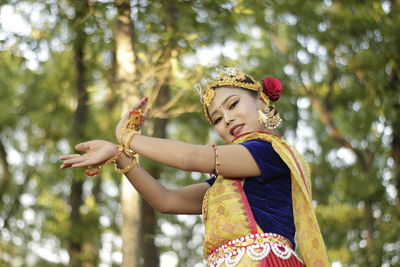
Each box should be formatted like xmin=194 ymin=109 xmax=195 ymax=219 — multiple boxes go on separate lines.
xmin=60 ymin=155 xmax=97 ymax=169
xmin=59 ymin=142 xmax=93 ymax=169
xmin=71 ymin=160 xmax=96 ymax=168
xmin=59 ymin=154 xmax=81 ymax=168
xmin=59 ymin=154 xmax=87 ymax=168
xmin=59 ymin=154 xmax=82 ymax=160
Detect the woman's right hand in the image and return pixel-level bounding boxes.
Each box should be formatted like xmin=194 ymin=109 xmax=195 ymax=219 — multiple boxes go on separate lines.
xmin=59 ymin=140 xmax=118 ymax=169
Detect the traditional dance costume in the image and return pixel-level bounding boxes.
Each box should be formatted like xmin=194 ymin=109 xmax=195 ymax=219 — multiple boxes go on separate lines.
xmin=202 ymin=132 xmax=329 ymax=266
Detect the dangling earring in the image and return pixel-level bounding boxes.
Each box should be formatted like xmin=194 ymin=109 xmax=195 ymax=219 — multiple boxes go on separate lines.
xmin=257 ymin=105 xmax=282 ymax=130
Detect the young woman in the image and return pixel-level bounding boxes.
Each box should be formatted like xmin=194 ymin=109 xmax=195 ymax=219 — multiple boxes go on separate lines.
xmin=60 ymin=67 xmax=329 ymax=266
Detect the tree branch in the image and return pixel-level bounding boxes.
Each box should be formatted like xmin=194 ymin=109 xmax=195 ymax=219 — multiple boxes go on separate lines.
xmin=298 ymin=79 xmax=369 ymax=171
xmin=150 ymin=105 xmax=200 ymax=119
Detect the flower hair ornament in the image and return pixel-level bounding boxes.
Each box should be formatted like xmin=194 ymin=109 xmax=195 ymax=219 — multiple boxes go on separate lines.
xmin=195 ymin=66 xmax=283 ymax=129
xmin=258 ymin=77 xmax=283 ymax=129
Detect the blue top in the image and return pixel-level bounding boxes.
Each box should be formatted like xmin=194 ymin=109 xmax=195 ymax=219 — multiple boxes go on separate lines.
xmin=205 ymin=139 xmax=296 ymax=247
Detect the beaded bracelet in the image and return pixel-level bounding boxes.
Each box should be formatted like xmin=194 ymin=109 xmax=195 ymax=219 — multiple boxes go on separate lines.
xmin=85 ymin=166 xmax=101 ymax=177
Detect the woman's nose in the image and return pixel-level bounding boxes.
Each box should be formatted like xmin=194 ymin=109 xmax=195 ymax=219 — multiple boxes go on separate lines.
xmin=223 ymin=111 xmax=233 ymax=125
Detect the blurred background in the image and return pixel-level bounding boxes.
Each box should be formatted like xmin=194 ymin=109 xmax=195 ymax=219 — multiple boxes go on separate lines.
xmin=0 ymin=0 xmax=399 ymax=266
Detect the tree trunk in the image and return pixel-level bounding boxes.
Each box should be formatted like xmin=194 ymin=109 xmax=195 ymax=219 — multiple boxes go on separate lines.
xmin=0 ymin=133 xmax=11 ymax=200
xmin=390 ymin=69 xmax=400 ymax=204
xmin=115 ymin=1 xmax=141 ymax=266
xmin=81 ymin=178 xmax=102 ymax=267
xmin=69 ymin=179 xmax=84 ymax=267
xmin=68 ymin=1 xmax=89 ymax=265
xmin=140 ymin=2 xmax=177 ymax=265
xmin=364 ymin=199 xmax=374 ymax=267
xmin=141 ymin=82 xmax=170 ymax=267
xmin=393 ymin=112 xmax=400 ymax=204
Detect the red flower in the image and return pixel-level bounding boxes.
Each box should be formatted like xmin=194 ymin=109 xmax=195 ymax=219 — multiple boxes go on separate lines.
xmin=262 ymin=77 xmax=283 ymax=101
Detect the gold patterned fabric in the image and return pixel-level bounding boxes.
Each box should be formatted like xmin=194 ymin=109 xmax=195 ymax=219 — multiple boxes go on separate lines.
xmin=202 ymin=131 xmax=329 ymax=266
xmin=202 ymin=177 xmax=262 ymax=257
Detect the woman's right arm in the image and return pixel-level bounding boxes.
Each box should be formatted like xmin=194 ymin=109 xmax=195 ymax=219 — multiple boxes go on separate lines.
xmin=117 ymin=152 xmax=210 ymax=214
xmin=60 ymin=140 xmax=210 ymax=214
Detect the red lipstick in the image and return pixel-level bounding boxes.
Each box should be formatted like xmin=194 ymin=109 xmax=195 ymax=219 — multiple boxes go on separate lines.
xmin=230 ymin=124 xmax=244 ymax=137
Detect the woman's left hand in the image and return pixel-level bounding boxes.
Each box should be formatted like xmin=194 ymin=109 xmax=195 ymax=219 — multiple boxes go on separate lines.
xmin=59 ymin=140 xmax=118 ymax=169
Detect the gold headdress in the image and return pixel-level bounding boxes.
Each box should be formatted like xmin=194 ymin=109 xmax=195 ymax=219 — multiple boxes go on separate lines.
xmin=195 ymin=67 xmax=275 ymax=125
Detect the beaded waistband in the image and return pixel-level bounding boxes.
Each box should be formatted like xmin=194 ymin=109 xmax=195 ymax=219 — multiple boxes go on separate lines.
xmin=206 ymin=233 xmax=300 ymax=267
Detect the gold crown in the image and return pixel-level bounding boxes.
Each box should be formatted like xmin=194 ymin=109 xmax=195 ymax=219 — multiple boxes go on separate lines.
xmin=197 ymin=67 xmax=271 ymax=124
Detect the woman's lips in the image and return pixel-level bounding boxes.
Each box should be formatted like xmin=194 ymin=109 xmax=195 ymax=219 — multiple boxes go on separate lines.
xmin=230 ymin=124 xmax=244 ymax=137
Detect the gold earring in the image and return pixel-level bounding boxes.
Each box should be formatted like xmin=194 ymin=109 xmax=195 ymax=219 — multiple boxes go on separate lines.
xmin=257 ymin=105 xmax=282 ymax=130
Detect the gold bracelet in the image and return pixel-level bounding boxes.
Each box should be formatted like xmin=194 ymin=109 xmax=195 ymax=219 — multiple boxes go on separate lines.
xmin=123 ymin=130 xmax=139 ymax=157
xmin=211 ymin=144 xmax=221 ymax=176
xmin=115 ymin=157 xmax=138 ymax=174
xmin=85 ymin=145 xmax=124 ymax=177
xmin=104 ymin=145 xmax=124 ymax=165
xmin=118 ymin=129 xmax=131 ymax=145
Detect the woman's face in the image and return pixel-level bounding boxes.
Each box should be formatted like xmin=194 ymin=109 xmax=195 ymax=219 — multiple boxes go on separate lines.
xmin=208 ymin=87 xmax=265 ymax=143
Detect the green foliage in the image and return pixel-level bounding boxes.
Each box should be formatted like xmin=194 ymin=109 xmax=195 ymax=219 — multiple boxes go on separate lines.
xmin=1 ymin=0 xmax=399 ymax=266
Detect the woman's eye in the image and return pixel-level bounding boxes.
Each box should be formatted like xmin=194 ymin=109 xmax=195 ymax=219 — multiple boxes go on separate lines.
xmin=229 ymin=100 xmax=239 ymax=109
xmin=214 ymin=117 xmax=222 ymax=125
